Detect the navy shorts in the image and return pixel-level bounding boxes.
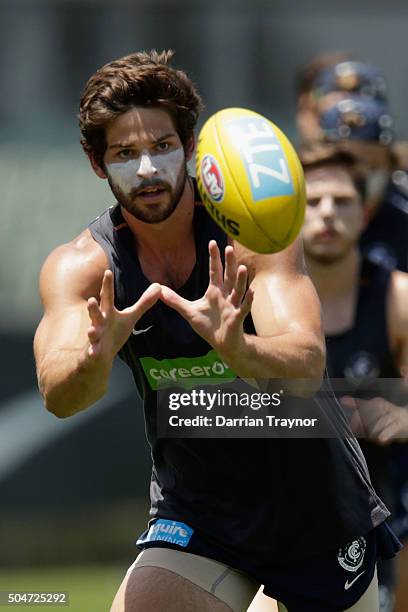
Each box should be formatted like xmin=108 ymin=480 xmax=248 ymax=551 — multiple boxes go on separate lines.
xmin=137 ymin=520 xmax=401 ymax=612
xmin=259 ymin=524 xmax=400 ymax=611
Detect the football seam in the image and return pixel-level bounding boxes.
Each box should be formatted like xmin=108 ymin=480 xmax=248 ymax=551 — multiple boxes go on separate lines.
xmin=214 ymin=111 xmax=281 ymax=252
xmin=281 ymin=148 xmax=305 ymax=246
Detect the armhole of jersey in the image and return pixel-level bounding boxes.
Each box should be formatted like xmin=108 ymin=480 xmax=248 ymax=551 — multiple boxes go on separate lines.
xmin=88 ymin=216 xmax=127 ymax=310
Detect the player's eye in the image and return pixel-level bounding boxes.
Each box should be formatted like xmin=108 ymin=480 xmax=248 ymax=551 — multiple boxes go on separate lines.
xmin=155 ymin=142 xmax=170 ymax=152
xmin=307 ymin=198 xmax=320 ymax=208
xmin=336 ymin=197 xmax=353 ymax=207
xmin=118 ymin=149 xmax=134 ymax=159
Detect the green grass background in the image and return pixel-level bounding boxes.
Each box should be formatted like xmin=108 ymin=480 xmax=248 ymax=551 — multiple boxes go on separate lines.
xmin=0 ymin=564 xmax=125 ymax=611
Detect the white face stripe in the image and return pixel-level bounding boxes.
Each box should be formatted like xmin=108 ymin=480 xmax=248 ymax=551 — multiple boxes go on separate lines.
xmin=138 ymin=153 xmax=157 ymax=175
xmin=106 ymin=147 xmax=185 ymax=195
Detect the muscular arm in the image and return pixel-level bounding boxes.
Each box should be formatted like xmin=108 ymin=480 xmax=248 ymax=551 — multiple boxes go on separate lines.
xmin=161 ymin=237 xmax=325 ymax=396
xmin=35 ymin=230 xmax=161 ymax=418
xmin=34 ymin=232 xmax=112 ymax=417
xmin=227 ymin=237 xmax=326 ymax=385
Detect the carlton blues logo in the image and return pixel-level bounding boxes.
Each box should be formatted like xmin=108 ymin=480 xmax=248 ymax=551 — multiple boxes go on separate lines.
xmin=201 ymin=154 xmax=224 ymax=202
xmin=337 ymin=537 xmax=366 ymax=572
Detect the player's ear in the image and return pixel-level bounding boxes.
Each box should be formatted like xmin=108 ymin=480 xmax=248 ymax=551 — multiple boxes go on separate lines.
xmin=86 ymin=150 xmax=108 ymax=179
xmin=185 ymin=135 xmax=196 ymax=162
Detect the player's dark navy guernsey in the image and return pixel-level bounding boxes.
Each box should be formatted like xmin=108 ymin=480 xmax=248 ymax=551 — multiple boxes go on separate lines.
xmin=326 ymin=258 xmax=399 ymax=382
xmin=88 ymin=191 xmax=391 ymax=571
xmin=325 ymin=259 xmax=404 ymax=605
xmin=360 ymin=182 xmax=408 ymax=272
xmin=325 ymin=259 xmax=400 ymax=520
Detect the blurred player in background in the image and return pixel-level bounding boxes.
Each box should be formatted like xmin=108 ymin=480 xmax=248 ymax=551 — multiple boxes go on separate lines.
xmin=296 ymin=53 xmax=408 ymax=273
xmin=297 ymin=53 xmax=408 ymax=610
xmin=33 ymin=50 xmax=401 ymax=611
xmin=301 ymin=144 xmax=408 ymax=612
xmin=249 ymin=144 xmax=408 ymax=612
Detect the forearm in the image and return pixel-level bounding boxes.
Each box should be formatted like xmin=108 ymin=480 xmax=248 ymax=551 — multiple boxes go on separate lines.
xmin=220 ymin=331 xmax=325 ymax=394
xmin=37 ymin=348 xmax=113 ymax=417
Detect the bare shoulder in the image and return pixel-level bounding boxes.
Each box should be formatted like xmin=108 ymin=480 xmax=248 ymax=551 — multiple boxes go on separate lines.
xmin=387 ymin=269 xmax=408 ymax=354
xmin=388 ymin=269 xmax=408 ymax=325
xmin=233 ymin=236 xmax=305 ymax=283
xmin=39 ymin=229 xmax=109 ymax=305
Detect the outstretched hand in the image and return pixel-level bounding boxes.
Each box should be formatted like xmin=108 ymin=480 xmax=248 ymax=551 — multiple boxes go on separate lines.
xmin=160 ymin=240 xmax=253 ymax=359
xmin=87 ymin=270 xmax=161 ymax=361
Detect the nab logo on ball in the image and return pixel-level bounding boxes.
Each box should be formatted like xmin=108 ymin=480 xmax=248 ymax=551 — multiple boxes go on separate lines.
xmin=226 ymin=117 xmax=294 ymax=202
xmin=201 ymin=154 xmax=224 ymax=202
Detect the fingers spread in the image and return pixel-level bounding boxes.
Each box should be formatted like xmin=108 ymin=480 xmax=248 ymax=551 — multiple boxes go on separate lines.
xmin=87 ymin=337 xmax=101 ymax=358
xmin=87 ymin=324 xmax=103 ymax=344
xmin=209 ymin=240 xmax=223 ymax=288
xmin=137 ymin=283 xmax=162 ymax=316
xmin=87 ymin=322 xmax=104 ymax=359
xmin=100 ymin=269 xmax=114 ymax=314
xmin=230 ymin=265 xmax=248 ymax=308
xmin=224 ymin=245 xmax=237 ymax=293
xmin=87 ymin=297 xmax=105 ymax=326
xmin=123 ymin=282 xmax=161 ymax=323
xmin=160 ymin=285 xmax=192 ymax=319
xmin=241 ymin=286 xmax=254 ymax=317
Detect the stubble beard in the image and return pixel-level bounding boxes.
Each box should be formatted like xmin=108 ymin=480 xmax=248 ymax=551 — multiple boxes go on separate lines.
xmin=108 ymin=162 xmax=188 ymax=224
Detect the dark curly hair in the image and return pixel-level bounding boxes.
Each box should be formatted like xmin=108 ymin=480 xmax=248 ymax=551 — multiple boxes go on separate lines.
xmin=298 ymin=142 xmax=366 ymax=202
xmin=78 ymin=50 xmax=204 ymax=167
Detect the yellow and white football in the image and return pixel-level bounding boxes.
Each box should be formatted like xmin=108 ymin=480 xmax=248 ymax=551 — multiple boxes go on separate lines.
xmin=196 ymin=107 xmax=306 ymax=253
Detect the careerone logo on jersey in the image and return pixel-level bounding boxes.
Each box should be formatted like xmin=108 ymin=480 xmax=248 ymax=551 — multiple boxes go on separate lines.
xmin=137 ymin=519 xmax=194 ymax=548
xmin=201 ymin=154 xmax=224 ymax=202
xmin=139 ymin=349 xmax=236 ymax=390
xmin=226 ymin=116 xmax=294 ymax=201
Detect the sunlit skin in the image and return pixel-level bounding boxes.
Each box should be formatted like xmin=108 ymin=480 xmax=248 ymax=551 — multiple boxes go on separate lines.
xmin=35 ymin=100 xmax=326 ymax=418
xmin=303 ymin=164 xmax=364 ymax=264
xmin=92 ymin=107 xmax=188 ymax=224
xmin=35 ymin=102 xmax=327 ymax=612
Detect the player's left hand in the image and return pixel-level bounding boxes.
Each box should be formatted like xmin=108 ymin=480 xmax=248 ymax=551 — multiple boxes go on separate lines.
xmin=160 ymin=240 xmax=253 ymax=360
xmin=341 ymin=395 xmax=408 ymax=445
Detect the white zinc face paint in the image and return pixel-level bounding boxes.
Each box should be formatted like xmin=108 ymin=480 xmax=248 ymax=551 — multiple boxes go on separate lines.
xmin=106 ymin=147 xmax=185 ymax=196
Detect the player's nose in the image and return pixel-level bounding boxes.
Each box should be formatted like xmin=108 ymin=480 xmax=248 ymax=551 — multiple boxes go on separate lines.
xmin=319 ymin=194 xmax=336 ymax=218
xmin=137 ymin=153 xmax=158 ymax=178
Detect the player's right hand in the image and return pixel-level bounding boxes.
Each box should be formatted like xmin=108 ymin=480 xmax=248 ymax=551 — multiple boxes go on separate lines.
xmin=86 ymin=270 xmax=161 ymax=362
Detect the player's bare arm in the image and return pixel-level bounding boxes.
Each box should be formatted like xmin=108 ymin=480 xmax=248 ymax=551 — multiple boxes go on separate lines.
xmin=388 ymin=269 xmax=408 ymax=377
xmin=34 ymin=229 xmax=161 ymax=417
xmin=160 ymin=236 xmax=325 ymax=387
xmin=234 ymin=235 xmax=325 ymax=382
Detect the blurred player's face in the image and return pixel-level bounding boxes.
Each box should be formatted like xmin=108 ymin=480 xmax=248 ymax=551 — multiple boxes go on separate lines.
xmin=303 ymin=164 xmax=364 ymax=264
xmin=103 ymin=107 xmax=188 ymax=223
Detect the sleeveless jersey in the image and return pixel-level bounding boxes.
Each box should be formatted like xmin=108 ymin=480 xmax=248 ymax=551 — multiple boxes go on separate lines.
xmin=325 ymin=259 xmax=405 ymax=536
xmin=89 ymin=192 xmax=389 ymax=567
xmin=326 ymin=259 xmax=399 ymax=383
xmin=360 ymin=181 xmax=408 ymax=272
